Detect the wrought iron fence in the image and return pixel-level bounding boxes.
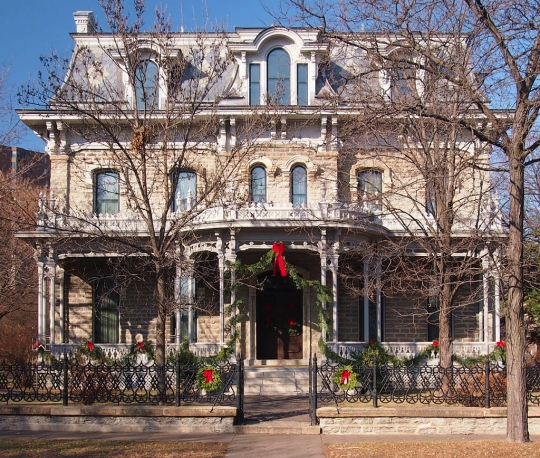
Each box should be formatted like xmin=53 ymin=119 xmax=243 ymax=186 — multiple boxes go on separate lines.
xmin=308 ymin=355 xmax=540 ymax=422
xmin=0 ymin=357 xmax=243 ymax=412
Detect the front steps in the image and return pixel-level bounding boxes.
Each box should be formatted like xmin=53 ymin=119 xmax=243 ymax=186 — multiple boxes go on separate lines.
xmin=243 ymin=366 xmax=310 ymax=395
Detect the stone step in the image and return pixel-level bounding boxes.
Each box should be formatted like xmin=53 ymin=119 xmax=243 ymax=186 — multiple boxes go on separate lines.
xmin=243 ymin=366 xmax=310 ymax=395
xmin=234 ymin=422 xmax=320 ymax=435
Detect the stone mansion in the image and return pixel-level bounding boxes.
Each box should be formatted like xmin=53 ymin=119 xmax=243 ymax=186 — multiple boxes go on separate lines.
xmin=17 ymin=10 xmax=503 ymax=365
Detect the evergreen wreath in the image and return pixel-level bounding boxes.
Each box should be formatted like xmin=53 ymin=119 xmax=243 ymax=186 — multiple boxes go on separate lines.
xmin=196 ymin=365 xmax=223 ymax=392
xmin=334 ymin=364 xmax=358 ymax=391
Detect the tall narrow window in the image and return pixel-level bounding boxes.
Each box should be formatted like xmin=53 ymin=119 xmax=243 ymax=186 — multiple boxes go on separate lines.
xmin=358 ymin=169 xmax=382 ymax=212
xmin=250 ymin=166 xmax=266 ymax=203
xmin=359 ymin=298 xmax=378 ymax=342
xmin=179 ymin=276 xmax=197 ymax=342
xmin=267 ymin=48 xmax=290 ymax=105
xmin=291 ymin=165 xmax=307 ymax=206
xmin=389 ymin=52 xmax=418 ymax=103
xmin=94 ymin=278 xmax=119 ymax=344
xmin=426 ymin=180 xmax=437 ymax=216
xmin=249 ymin=64 xmax=260 ymax=105
xmin=427 ymin=295 xmax=440 ymax=341
xmin=135 ymin=59 xmax=159 ymax=109
xmin=297 ymin=64 xmax=308 ymax=106
xmin=173 ymin=171 xmax=196 ymax=212
xmin=95 ymin=171 xmax=119 ymax=215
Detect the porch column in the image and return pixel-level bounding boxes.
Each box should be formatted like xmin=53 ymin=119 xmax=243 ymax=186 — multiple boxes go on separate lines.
xmin=226 ymin=228 xmax=238 ymax=355
xmin=36 ymin=260 xmax=46 ymax=342
xmin=363 ymin=257 xmax=370 ymax=342
xmin=376 ymin=257 xmax=382 ymax=341
xmin=187 ymin=263 xmax=195 ymax=345
xmin=57 ymin=267 xmax=65 ymax=343
xmin=218 ymin=253 xmax=225 ymax=345
xmin=481 ymin=254 xmax=490 ymax=345
xmin=319 ymin=230 xmax=328 ymax=342
xmin=174 ymin=259 xmax=181 ymax=348
xmin=330 ymin=255 xmax=339 ymax=345
xmin=493 ymin=249 xmax=502 ymax=342
xmin=47 ymin=261 xmax=57 ymax=346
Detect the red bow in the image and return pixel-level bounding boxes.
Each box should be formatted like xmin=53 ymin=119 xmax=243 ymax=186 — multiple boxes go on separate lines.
xmin=203 ymin=369 xmax=214 ymax=384
xmin=340 ymin=370 xmax=351 ymax=385
xmin=87 ymin=342 xmax=94 ymax=351
xmin=272 ymin=242 xmax=287 ymax=276
xmin=137 ymin=341 xmax=144 ymax=352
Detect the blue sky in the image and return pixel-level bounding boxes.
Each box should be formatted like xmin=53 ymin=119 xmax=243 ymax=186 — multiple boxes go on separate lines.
xmin=0 ymin=1 xmax=277 ymax=151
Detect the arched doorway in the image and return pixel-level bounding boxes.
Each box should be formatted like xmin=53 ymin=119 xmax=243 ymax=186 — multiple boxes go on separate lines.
xmin=256 ymin=273 xmax=303 ymax=360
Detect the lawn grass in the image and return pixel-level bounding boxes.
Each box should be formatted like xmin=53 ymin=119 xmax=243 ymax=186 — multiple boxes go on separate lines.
xmin=324 ymin=441 xmax=540 ymax=458
xmin=0 ymin=439 xmax=228 ymax=458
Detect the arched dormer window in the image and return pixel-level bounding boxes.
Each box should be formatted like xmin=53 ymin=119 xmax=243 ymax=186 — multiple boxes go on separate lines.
xmin=250 ymin=166 xmax=267 ymax=203
xmin=173 ymin=170 xmax=196 ymax=212
xmin=95 ymin=170 xmax=120 ymax=215
xmin=291 ymin=165 xmax=307 ymax=206
xmin=267 ymin=48 xmax=290 ymax=105
xmin=357 ymin=169 xmax=382 ymax=212
xmin=135 ymin=59 xmax=159 ymax=109
xmin=387 ymin=51 xmax=418 ymax=103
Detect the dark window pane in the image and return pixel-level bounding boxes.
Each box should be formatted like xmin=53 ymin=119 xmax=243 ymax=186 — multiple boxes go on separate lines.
xmin=267 ymin=49 xmax=290 ymax=105
xmin=249 ymin=64 xmax=260 ymax=105
xmin=291 ymin=166 xmax=307 ymax=206
xmin=135 ymin=60 xmax=159 ymax=109
xmin=297 ymin=64 xmax=308 ymax=106
xmin=95 ymin=278 xmax=119 ymax=344
xmin=95 ymin=171 xmax=119 ymax=215
xmin=250 ymin=166 xmax=266 ymax=203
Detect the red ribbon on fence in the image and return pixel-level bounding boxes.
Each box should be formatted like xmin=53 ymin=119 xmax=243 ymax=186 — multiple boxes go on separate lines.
xmin=340 ymin=370 xmax=351 ymax=385
xmin=203 ymin=369 xmax=214 ymax=384
xmin=272 ymin=242 xmax=287 ymax=276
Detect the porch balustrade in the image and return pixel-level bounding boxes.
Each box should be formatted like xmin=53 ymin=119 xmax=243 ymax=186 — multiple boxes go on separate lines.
xmin=36 ymin=199 xmax=492 ymax=235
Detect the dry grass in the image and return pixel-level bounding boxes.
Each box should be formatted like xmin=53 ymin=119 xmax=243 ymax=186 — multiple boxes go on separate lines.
xmin=0 ymin=439 xmax=227 ymax=458
xmin=325 ymin=441 xmax=540 ymax=458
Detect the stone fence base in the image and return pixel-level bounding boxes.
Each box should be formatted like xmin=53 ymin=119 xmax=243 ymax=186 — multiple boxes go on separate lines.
xmin=317 ymin=406 xmax=540 ymax=435
xmin=0 ymin=405 xmax=236 ymax=433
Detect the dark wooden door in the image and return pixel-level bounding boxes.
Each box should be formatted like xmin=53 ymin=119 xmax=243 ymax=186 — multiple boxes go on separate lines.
xmin=256 ymin=274 xmax=303 ymax=360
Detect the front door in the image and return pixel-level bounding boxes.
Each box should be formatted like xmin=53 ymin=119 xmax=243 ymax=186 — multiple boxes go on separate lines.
xmin=256 ymin=273 xmax=303 ymax=360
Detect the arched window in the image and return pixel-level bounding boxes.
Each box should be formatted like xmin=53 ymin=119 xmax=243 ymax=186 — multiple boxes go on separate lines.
xmin=95 ymin=170 xmax=119 ymax=215
xmin=357 ymin=169 xmax=382 ymax=211
xmin=94 ymin=278 xmax=119 ymax=344
xmin=250 ymin=166 xmax=267 ymax=203
xmin=267 ymin=48 xmax=290 ymax=105
xmin=173 ymin=170 xmax=197 ymax=212
xmin=291 ymin=165 xmax=307 ymax=206
xmin=135 ymin=59 xmax=159 ymax=109
xmin=388 ymin=51 xmax=418 ymax=103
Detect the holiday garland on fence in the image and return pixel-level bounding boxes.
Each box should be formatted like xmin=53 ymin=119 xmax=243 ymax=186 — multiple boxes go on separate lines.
xmin=334 ymin=364 xmax=358 ymax=391
xmin=196 ymin=365 xmax=223 ymax=392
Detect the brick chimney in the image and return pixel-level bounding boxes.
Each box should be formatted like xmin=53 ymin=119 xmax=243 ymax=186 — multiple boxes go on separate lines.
xmin=73 ymin=11 xmax=96 ymax=34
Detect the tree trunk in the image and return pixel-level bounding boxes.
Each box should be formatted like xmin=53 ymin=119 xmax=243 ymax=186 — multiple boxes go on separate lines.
xmin=155 ymin=272 xmax=167 ymax=367
xmin=506 ymin=153 xmax=529 ymax=442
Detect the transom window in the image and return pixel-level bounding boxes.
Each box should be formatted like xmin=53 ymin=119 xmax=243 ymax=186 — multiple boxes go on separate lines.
xmin=135 ymin=59 xmax=159 ymax=109
xmin=250 ymin=166 xmax=267 ymax=203
xmin=95 ymin=170 xmax=120 ymax=215
xmin=291 ymin=165 xmax=307 ymax=206
xmin=173 ymin=170 xmax=197 ymax=212
xmin=267 ymin=48 xmax=290 ymax=105
xmin=357 ymin=169 xmax=382 ymax=211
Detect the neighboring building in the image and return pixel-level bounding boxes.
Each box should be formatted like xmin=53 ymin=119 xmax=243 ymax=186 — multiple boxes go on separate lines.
xmin=17 ymin=11 xmax=503 ymax=363
xmin=0 ymin=146 xmax=49 ymax=186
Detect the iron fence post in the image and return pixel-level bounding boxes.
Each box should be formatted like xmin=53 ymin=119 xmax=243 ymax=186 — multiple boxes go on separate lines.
xmin=311 ymin=354 xmax=318 ymax=425
xmin=236 ymin=355 xmax=244 ymax=424
xmin=62 ymin=351 xmax=68 ymax=406
xmin=372 ymin=359 xmax=378 ymax=408
xmin=485 ymin=359 xmax=491 ymax=409
xmin=175 ymin=357 xmax=181 ymax=407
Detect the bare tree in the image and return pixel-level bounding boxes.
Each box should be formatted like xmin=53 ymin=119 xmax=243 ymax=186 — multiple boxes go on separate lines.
xmin=18 ymin=0 xmax=269 ymax=366
xmin=276 ymin=0 xmax=539 ymax=441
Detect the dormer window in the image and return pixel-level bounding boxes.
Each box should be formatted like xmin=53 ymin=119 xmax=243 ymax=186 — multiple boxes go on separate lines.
xmin=135 ymin=59 xmax=159 ymax=109
xmin=267 ymin=48 xmax=290 ymax=105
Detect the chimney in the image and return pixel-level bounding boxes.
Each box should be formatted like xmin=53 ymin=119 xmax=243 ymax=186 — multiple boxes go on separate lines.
xmin=73 ymin=11 xmax=97 ymax=34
